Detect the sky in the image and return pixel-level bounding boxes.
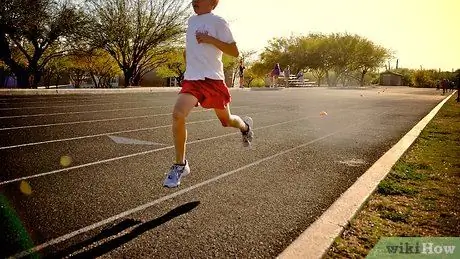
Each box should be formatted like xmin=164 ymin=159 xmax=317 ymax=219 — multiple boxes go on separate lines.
xmin=213 ymin=0 xmax=459 ymax=71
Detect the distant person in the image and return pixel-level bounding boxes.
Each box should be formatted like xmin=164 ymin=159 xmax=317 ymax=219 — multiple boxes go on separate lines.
xmin=270 ymin=63 xmax=281 ymax=87
xmin=296 ymin=70 xmax=304 ymax=85
xmin=163 ymin=0 xmax=254 ymax=188
xmin=456 ymin=73 xmax=460 ymax=102
xmin=264 ymin=73 xmax=271 ymax=87
xmin=284 ymin=65 xmax=291 ymax=87
xmin=238 ymin=59 xmax=245 ymax=88
xmin=441 ymin=79 xmax=449 ymax=95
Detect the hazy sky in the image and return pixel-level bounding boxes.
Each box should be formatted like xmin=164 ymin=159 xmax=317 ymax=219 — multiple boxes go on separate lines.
xmin=212 ymin=0 xmax=459 ymax=71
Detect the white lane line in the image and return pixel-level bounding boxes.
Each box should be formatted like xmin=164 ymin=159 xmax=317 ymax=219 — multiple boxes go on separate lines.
xmin=0 ymin=99 xmax=136 ymax=106
xmin=0 ymin=113 xmax=179 ymax=131
xmin=108 ymin=135 xmax=166 ymax=145
xmin=0 ymin=105 xmax=172 ymax=119
xmin=0 ymin=100 xmax=163 ymax=111
xmin=0 ymin=99 xmax=278 ymax=119
xmin=0 ymin=119 xmax=216 ymax=150
xmin=0 ymin=95 xmax=137 ymax=102
xmin=11 ymin=126 xmax=344 ymax=259
xmin=0 ymin=115 xmax=316 ymax=186
xmin=0 ymin=105 xmax=249 ymax=131
xmin=0 ymin=108 xmax=270 ymax=150
xmin=0 ymin=97 xmax=154 ymax=105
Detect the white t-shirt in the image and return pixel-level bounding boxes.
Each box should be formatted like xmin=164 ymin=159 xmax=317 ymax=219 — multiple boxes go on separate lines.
xmin=184 ymin=13 xmax=235 ymax=81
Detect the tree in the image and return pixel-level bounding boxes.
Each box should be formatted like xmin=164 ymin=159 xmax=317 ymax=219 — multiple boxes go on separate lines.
xmin=222 ymin=54 xmax=237 ymax=86
xmin=84 ymin=49 xmax=121 ymax=88
xmin=295 ymin=34 xmax=330 ymax=86
xmin=260 ymin=36 xmax=294 ymax=72
xmin=63 ymin=49 xmax=121 ymax=88
xmin=86 ymin=0 xmax=189 ymax=87
xmin=244 ymin=62 xmax=265 ymax=87
xmin=393 ymin=68 xmax=415 ymax=86
xmin=325 ymin=33 xmax=361 ymax=86
xmin=230 ymin=50 xmax=256 ymax=87
xmin=66 ymin=53 xmax=88 ymax=88
xmin=255 ymin=33 xmax=393 ymax=87
xmin=413 ymin=69 xmax=436 ymax=88
xmin=0 ymin=61 xmax=12 ymax=87
xmin=354 ymin=39 xmax=391 ymax=86
xmin=156 ymin=46 xmax=185 ymax=85
xmin=0 ymin=0 xmax=87 ymax=88
xmin=260 ymin=34 xmax=331 ymax=87
xmin=42 ymin=55 xmax=70 ymax=88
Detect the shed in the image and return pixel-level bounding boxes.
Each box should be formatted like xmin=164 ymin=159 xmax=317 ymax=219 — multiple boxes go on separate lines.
xmin=379 ymin=71 xmax=403 ymax=86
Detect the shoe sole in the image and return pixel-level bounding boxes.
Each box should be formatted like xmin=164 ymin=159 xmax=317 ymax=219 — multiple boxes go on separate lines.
xmin=243 ymin=116 xmax=253 ymax=129
xmin=242 ymin=116 xmax=253 ymax=148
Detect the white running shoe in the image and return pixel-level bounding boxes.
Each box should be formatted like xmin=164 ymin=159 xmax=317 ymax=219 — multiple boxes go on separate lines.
xmin=241 ymin=116 xmax=254 ymax=147
xmin=163 ymin=160 xmax=190 ymax=188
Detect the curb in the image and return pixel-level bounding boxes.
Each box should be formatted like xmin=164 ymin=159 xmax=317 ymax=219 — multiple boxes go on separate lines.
xmin=0 ymin=87 xmax=182 ymax=96
xmin=277 ymin=91 xmax=457 ymax=259
xmin=0 ymin=87 xmax=249 ymax=96
xmin=250 ymin=87 xmax=285 ymax=91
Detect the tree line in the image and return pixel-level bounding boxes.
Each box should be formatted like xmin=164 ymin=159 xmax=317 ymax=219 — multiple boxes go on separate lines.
xmin=1 ymin=0 xmax=189 ymax=88
xmin=244 ymin=33 xmax=391 ymax=87
xmin=2 ymin=0 xmax=456 ymax=89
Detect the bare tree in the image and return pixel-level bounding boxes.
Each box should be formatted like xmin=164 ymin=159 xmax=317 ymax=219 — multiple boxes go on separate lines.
xmin=0 ymin=0 xmax=87 ymax=88
xmin=86 ymin=0 xmax=190 ymax=87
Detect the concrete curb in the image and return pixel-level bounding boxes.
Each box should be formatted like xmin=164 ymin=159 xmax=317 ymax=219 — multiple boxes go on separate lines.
xmin=0 ymin=87 xmax=250 ymax=96
xmin=0 ymin=87 xmax=182 ymax=96
xmin=250 ymin=87 xmax=285 ymax=91
xmin=277 ymin=91 xmax=457 ymax=259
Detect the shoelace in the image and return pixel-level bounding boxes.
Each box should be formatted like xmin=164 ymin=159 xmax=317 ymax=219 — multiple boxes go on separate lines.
xmin=168 ymin=166 xmax=182 ymax=180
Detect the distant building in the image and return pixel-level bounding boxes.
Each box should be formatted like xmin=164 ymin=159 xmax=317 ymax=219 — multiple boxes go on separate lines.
xmin=379 ymin=71 xmax=403 ymax=86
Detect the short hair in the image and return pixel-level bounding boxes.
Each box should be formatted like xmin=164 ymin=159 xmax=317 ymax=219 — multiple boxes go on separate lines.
xmin=212 ymin=0 xmax=219 ymax=9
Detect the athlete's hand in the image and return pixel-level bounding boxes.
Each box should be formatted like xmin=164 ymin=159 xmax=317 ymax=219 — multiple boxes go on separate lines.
xmin=196 ymin=32 xmax=215 ymax=45
xmin=195 ymin=32 xmax=239 ymax=57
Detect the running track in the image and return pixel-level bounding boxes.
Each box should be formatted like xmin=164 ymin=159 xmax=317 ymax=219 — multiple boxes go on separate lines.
xmin=0 ymin=87 xmax=445 ymax=258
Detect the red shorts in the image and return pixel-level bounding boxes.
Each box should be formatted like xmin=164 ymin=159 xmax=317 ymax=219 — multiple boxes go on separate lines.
xmin=180 ymin=78 xmax=231 ymax=109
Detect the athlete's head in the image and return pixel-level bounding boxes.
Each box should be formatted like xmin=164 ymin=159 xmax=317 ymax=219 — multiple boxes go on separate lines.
xmin=192 ymin=0 xmax=219 ymax=15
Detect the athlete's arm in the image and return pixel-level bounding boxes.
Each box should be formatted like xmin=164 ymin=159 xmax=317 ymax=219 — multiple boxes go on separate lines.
xmin=195 ymin=32 xmax=239 ymax=57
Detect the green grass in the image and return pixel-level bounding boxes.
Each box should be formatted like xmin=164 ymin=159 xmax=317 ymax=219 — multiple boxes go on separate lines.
xmin=326 ymin=96 xmax=460 ymax=258
xmin=377 ymin=180 xmax=418 ymax=195
xmin=390 ymin=162 xmax=430 ymax=181
xmin=379 ymin=208 xmax=411 ymax=223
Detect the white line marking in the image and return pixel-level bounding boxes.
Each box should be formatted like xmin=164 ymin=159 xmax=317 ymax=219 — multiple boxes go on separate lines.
xmin=0 ymin=109 xmax=208 ymax=131
xmin=0 ymin=107 xmax=270 ymax=150
xmin=0 ymin=105 xmax=248 ymax=131
xmin=11 ymin=128 xmax=343 ymax=259
xmin=0 ymin=113 xmax=178 ymax=130
xmin=108 ymin=135 xmax=165 ymax=145
xmin=0 ymin=119 xmax=216 ymax=150
xmin=0 ymin=100 xmax=161 ymax=111
xmin=0 ymin=97 xmax=150 ymax=105
xmin=0 ymin=105 xmax=172 ymax=119
xmin=0 ymin=115 xmax=315 ymax=186
xmin=0 ymin=96 xmax=107 ymax=102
